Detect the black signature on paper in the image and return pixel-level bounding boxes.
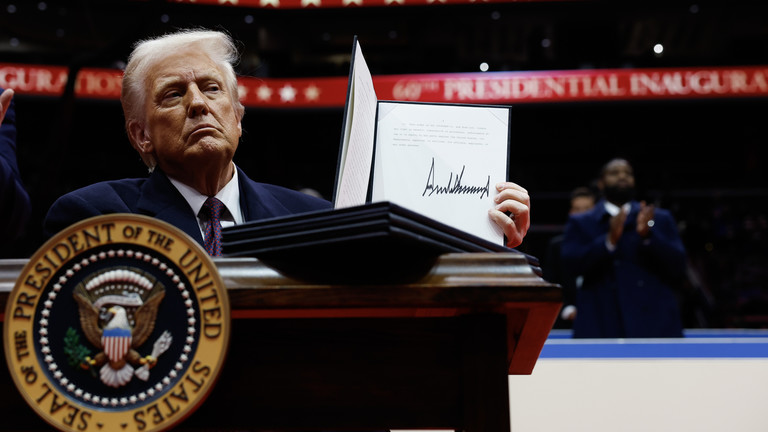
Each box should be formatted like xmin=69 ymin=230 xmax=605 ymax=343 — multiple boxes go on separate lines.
xmin=422 ymin=158 xmax=490 ymax=199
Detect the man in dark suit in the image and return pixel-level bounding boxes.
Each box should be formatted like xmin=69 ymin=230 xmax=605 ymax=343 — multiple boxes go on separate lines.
xmin=561 ymin=158 xmax=687 ymax=338
xmin=1 ymin=87 xmax=32 ymax=246
xmin=43 ymin=30 xmax=331 ymax=249
xmin=45 ymin=29 xmax=531 ymax=254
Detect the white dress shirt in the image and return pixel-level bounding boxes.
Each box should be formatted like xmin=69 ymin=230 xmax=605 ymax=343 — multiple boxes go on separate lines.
xmin=168 ymin=166 xmax=245 ymax=239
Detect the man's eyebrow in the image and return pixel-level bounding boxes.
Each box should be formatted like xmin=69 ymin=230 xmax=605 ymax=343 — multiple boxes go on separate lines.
xmin=157 ymin=71 xmax=222 ymax=85
xmin=152 ymin=76 xmax=184 ymax=93
xmin=196 ymin=72 xmax=225 ymax=85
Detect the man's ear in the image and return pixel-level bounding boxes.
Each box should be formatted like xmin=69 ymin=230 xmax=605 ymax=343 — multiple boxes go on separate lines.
xmin=236 ymin=105 xmax=244 ymax=137
xmin=127 ymin=120 xmax=153 ymax=155
xmin=127 ymin=120 xmax=157 ymax=171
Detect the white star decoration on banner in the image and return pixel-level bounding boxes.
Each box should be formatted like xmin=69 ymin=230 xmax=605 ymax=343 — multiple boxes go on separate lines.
xmin=279 ymin=84 xmax=297 ymax=102
xmin=343 ymin=0 xmax=363 ymax=5
xmin=248 ymin=83 xmax=322 ymax=104
xmin=304 ymin=85 xmax=320 ymax=101
xmin=218 ymin=0 xmax=238 ymax=4
xmin=237 ymin=85 xmax=248 ymax=100
xmin=260 ymin=0 xmax=279 ymax=6
xmin=385 ymin=0 xmax=405 ymax=4
xmin=257 ymin=85 xmax=273 ymax=101
xmin=301 ymin=0 xmax=321 ymax=6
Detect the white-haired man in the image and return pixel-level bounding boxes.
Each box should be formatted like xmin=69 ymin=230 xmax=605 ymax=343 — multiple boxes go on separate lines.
xmin=44 ymin=29 xmax=531 ymax=254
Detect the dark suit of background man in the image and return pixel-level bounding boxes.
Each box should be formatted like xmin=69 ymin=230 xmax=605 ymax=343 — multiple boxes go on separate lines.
xmin=0 ymin=88 xmax=32 ymax=247
xmin=44 ymin=29 xmax=532 ymax=253
xmin=561 ymin=158 xmax=687 ymax=338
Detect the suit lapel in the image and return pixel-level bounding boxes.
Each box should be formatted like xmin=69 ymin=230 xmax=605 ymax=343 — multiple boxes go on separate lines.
xmin=236 ymin=167 xmax=272 ymax=222
xmin=593 ymin=199 xmax=611 ymax=226
xmin=136 ymin=170 xmax=205 ymax=245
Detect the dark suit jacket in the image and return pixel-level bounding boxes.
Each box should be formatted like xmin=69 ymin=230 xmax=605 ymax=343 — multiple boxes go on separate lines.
xmin=560 ymin=199 xmax=687 ymax=338
xmin=0 ymin=88 xmax=32 ymax=242
xmin=44 ymin=167 xmax=332 ymax=245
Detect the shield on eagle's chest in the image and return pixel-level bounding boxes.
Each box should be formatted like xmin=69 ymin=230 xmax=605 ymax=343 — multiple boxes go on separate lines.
xmin=102 ymin=328 xmax=132 ymax=363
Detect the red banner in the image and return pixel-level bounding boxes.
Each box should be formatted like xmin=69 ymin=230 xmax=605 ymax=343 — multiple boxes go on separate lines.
xmin=167 ymin=0 xmax=563 ymax=9
xmin=1 ymin=63 xmax=766 ymax=107
xmin=379 ymin=67 xmax=768 ymax=103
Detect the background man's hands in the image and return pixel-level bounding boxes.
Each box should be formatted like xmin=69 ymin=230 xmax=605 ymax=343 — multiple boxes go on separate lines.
xmin=636 ymin=201 xmax=656 ymax=238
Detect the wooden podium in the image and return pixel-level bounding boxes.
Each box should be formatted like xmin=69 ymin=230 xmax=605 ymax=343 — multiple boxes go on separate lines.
xmin=0 ymin=252 xmax=560 ymax=432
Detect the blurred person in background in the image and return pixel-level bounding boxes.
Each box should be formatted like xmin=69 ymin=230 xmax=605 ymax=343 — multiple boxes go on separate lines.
xmin=561 ymin=158 xmax=687 ymax=338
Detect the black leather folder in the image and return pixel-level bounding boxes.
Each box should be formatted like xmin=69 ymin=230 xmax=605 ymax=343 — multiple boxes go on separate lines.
xmin=222 ymin=201 xmax=537 ymax=283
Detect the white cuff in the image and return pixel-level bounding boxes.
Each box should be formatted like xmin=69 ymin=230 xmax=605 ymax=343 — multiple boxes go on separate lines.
xmin=561 ymin=305 xmax=577 ymax=320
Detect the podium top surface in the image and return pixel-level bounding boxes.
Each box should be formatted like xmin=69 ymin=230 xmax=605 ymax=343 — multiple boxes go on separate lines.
xmin=0 ymin=253 xmax=560 ymax=374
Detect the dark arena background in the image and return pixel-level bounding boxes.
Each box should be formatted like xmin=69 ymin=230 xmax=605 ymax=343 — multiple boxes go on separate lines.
xmin=1 ymin=1 xmax=767 ymax=329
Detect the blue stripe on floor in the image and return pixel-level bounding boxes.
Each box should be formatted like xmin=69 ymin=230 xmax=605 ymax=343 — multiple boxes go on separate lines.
xmin=540 ymin=329 xmax=768 ymax=358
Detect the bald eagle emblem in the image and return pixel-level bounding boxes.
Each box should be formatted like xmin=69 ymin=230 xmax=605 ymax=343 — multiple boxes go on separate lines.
xmin=73 ymin=267 xmax=172 ymax=388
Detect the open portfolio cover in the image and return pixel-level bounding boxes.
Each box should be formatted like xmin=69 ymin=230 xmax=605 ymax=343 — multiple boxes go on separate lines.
xmin=333 ymin=36 xmax=512 ymax=246
xmin=223 ymin=37 xmax=522 ymax=278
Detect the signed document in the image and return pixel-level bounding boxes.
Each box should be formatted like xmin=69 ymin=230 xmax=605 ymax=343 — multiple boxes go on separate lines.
xmin=333 ymin=38 xmax=511 ymax=246
xmin=371 ymin=101 xmax=510 ymax=244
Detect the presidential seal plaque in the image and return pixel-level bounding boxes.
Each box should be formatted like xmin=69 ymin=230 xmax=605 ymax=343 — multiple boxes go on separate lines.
xmin=4 ymin=214 xmax=230 ymax=432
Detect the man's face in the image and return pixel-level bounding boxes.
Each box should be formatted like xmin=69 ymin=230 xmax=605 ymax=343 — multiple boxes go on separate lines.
xmin=600 ymin=159 xmax=636 ymax=204
xmin=602 ymin=159 xmax=635 ymax=189
xmin=139 ymin=49 xmax=242 ymax=177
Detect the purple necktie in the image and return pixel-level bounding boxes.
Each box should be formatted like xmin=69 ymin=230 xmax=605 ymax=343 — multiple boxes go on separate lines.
xmin=202 ymin=197 xmax=225 ymax=256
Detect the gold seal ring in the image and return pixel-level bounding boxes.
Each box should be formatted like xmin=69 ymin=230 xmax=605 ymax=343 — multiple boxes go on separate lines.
xmin=4 ymin=214 xmax=230 ymax=432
